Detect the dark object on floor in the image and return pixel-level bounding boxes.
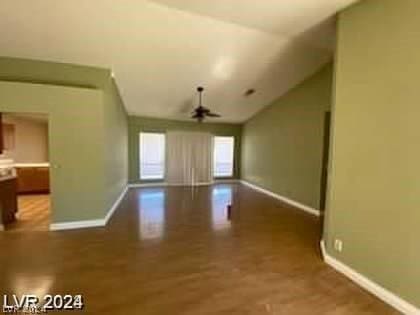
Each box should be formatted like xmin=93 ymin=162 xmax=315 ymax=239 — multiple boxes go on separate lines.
xmin=227 ymin=204 xmax=232 ymax=221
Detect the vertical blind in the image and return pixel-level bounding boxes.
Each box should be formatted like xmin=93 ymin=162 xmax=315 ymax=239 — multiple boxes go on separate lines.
xmin=139 ymin=132 xmax=235 ymax=184
xmin=166 ymin=131 xmax=212 ymax=186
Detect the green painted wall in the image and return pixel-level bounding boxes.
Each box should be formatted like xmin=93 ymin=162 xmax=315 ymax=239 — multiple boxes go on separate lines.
xmin=102 ymin=79 xmax=128 ymax=214
xmin=128 ymin=116 xmax=242 ymax=183
xmin=0 ymin=57 xmax=128 ymax=223
xmin=241 ymin=64 xmax=333 ymax=209
xmin=0 ymin=82 xmax=106 ymax=222
xmin=325 ymin=0 xmax=420 ymax=308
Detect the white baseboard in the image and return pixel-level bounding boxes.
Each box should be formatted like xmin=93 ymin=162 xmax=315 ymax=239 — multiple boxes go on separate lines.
xmin=128 ymin=182 xmax=167 ymax=188
xmin=320 ymin=240 xmax=419 ymax=315
xmin=50 ymin=185 xmax=129 ymax=231
xmin=50 ymin=219 xmax=106 ymax=231
xmin=128 ymin=181 xmax=231 ymax=188
xmin=167 ymin=182 xmax=212 ymax=187
xmin=214 ymin=179 xmax=240 ymax=184
xmin=104 ymin=185 xmax=129 ymax=224
xmin=240 ymin=180 xmax=320 ymax=216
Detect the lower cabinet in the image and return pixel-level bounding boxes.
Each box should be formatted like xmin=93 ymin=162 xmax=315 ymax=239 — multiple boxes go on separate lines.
xmin=0 ymin=178 xmax=18 ymax=224
xmin=16 ymin=167 xmax=50 ymax=194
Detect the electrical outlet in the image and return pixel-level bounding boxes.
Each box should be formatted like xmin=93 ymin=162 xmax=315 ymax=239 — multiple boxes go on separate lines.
xmin=334 ymin=239 xmax=343 ymax=252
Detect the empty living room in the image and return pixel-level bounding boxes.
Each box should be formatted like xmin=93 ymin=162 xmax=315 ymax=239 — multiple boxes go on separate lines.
xmin=0 ymin=0 xmax=419 ymax=314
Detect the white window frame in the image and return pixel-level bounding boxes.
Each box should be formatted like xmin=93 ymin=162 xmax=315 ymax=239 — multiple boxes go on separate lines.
xmin=213 ymin=136 xmax=235 ymax=178
xmin=139 ymin=132 xmax=166 ymax=181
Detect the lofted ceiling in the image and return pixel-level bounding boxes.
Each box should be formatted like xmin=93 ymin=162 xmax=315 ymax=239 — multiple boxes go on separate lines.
xmin=0 ymin=0 xmax=358 ymax=123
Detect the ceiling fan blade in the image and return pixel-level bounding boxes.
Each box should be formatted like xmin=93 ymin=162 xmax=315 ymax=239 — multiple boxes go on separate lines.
xmin=205 ymin=112 xmax=221 ymax=117
xmin=191 ymin=112 xmax=202 ymax=119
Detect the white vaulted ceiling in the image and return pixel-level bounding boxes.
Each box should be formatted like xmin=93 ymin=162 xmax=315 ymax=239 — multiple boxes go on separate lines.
xmin=0 ymin=0 xmax=358 ymax=123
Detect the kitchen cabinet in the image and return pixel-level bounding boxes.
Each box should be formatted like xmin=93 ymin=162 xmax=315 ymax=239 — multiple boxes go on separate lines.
xmin=0 ymin=177 xmax=18 ymax=224
xmin=16 ymin=167 xmax=50 ymax=194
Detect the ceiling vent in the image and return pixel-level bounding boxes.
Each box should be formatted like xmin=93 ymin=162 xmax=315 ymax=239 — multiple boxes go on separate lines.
xmin=244 ymin=89 xmax=256 ymax=97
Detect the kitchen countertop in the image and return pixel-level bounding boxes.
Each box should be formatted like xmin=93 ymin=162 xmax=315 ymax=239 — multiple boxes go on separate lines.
xmin=14 ymin=163 xmax=50 ymax=168
xmin=0 ymin=161 xmax=49 ymax=182
xmin=0 ymin=174 xmax=17 ymax=182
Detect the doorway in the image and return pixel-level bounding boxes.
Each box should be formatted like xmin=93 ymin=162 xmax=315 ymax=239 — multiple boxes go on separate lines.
xmin=0 ymin=112 xmax=51 ymax=232
xmin=319 ymin=111 xmax=331 ymax=236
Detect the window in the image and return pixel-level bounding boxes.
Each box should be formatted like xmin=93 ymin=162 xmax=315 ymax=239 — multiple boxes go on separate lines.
xmin=139 ymin=133 xmax=165 ymax=180
xmin=213 ymin=136 xmax=235 ymax=177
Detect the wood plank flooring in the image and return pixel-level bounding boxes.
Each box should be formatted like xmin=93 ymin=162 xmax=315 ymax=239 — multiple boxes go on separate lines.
xmin=5 ymin=194 xmax=50 ymax=232
xmin=0 ymin=184 xmax=400 ymax=314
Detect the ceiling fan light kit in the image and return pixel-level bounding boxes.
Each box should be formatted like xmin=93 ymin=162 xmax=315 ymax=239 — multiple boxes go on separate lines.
xmin=191 ymin=86 xmax=221 ymax=123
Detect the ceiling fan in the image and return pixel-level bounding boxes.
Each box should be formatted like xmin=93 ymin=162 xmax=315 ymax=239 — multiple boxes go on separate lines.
xmin=191 ymin=87 xmax=221 ymax=122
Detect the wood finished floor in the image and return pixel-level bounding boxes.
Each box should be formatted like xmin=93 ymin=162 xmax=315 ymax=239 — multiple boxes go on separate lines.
xmin=0 ymin=184 xmax=399 ymax=314
xmin=5 ymin=194 xmax=50 ymax=232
